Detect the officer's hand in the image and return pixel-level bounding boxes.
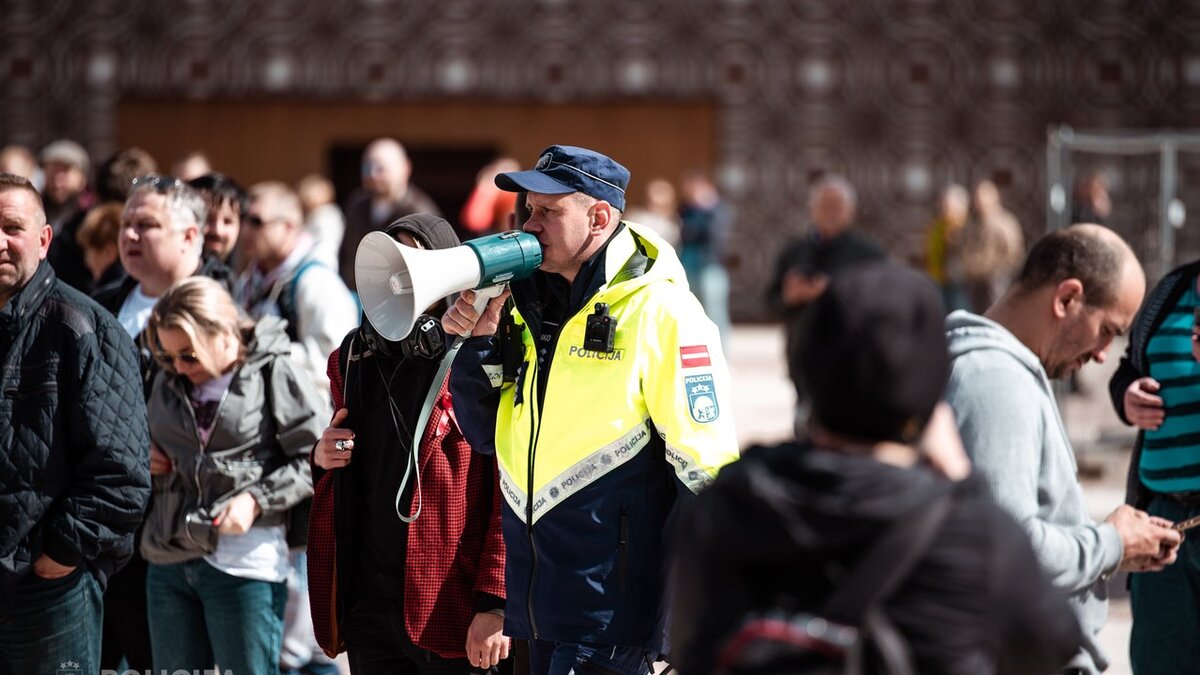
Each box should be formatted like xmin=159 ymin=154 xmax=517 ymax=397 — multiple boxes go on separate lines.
xmin=442 ymin=288 xmax=510 ymax=338
xmin=465 ymin=612 xmax=510 ymax=669
xmin=314 ymin=409 xmax=354 ymax=470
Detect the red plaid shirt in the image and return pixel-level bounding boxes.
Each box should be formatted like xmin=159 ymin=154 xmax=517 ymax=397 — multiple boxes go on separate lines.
xmin=308 ymin=348 xmax=506 ymax=658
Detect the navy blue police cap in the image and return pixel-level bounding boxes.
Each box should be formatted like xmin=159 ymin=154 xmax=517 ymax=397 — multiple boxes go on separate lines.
xmin=495 ymin=145 xmax=630 ymax=212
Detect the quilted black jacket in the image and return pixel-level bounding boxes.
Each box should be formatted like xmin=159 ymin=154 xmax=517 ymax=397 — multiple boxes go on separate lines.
xmin=0 ymin=261 xmax=151 ymax=596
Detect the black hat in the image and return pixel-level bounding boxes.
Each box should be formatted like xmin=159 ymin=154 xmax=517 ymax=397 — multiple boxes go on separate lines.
xmin=795 ymin=262 xmax=948 ymax=443
xmin=495 ymin=145 xmax=630 ymax=212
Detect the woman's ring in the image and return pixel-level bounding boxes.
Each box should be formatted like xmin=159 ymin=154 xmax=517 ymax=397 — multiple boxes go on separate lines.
xmin=335 ymin=440 xmax=348 ymax=452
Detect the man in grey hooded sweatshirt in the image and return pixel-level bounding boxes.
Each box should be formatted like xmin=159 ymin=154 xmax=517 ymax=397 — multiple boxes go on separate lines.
xmin=945 ymin=223 xmax=1182 ymax=675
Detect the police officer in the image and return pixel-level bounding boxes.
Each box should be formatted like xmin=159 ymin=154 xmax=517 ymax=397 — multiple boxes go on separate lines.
xmin=443 ymin=146 xmax=739 ymax=674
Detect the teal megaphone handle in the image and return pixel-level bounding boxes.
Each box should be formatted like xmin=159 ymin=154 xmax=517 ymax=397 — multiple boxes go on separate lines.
xmin=464 ymin=231 xmax=543 ymax=288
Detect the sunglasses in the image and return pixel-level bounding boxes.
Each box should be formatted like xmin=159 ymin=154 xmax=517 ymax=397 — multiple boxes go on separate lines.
xmin=131 ymin=174 xmax=185 ymax=193
xmin=156 ymin=350 xmax=202 ymax=366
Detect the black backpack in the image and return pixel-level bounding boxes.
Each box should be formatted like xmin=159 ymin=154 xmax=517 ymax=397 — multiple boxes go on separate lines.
xmin=715 ymin=491 xmax=954 ymax=675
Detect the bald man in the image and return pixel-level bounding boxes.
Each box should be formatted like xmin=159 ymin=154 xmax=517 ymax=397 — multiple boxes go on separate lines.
xmin=337 ymin=138 xmax=440 ymax=289
xmin=944 ymin=224 xmax=1181 ymax=675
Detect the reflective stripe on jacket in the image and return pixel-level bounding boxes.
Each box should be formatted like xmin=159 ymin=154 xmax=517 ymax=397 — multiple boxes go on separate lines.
xmin=453 ymin=222 xmax=739 ymax=652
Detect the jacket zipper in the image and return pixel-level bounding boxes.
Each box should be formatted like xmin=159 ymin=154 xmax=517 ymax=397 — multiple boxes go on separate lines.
xmin=525 ymin=355 xmax=542 ymax=639
xmin=618 ymin=505 xmax=630 ymax=592
xmin=171 ymin=375 xmax=233 ymax=515
xmin=521 ymin=299 xmax=600 ymax=639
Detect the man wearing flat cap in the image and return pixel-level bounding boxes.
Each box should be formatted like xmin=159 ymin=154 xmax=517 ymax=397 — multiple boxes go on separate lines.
xmin=444 ymin=145 xmax=739 ymax=674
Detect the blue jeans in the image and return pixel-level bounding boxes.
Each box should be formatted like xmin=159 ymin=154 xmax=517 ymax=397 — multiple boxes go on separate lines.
xmin=1130 ymin=494 xmax=1200 ymax=674
xmin=527 ymin=640 xmax=652 ymax=675
xmin=0 ymin=566 xmax=102 ymax=675
xmin=146 ymin=560 xmax=287 ymax=675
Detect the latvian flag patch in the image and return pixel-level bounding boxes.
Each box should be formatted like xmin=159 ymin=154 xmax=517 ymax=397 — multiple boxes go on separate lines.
xmin=680 ymin=345 xmax=711 ymax=369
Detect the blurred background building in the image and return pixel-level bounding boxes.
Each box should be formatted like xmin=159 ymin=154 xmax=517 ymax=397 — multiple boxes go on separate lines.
xmin=3 ymin=0 xmax=1199 ymax=318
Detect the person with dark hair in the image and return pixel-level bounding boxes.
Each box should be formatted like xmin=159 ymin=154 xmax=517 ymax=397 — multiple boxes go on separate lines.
xmin=309 ymin=214 xmax=508 ymax=673
xmin=945 ymin=223 xmax=1181 ymax=675
xmin=47 ymin=146 xmax=157 ymax=294
xmin=0 ymin=173 xmax=151 ymax=674
xmin=1108 ymin=257 xmax=1200 ymax=673
xmin=189 ymin=172 xmax=248 ymax=265
xmin=670 ymin=261 xmax=1082 ymax=675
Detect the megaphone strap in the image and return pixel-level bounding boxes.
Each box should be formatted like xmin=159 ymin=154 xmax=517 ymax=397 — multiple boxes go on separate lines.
xmin=394 ymin=333 xmax=465 ymax=524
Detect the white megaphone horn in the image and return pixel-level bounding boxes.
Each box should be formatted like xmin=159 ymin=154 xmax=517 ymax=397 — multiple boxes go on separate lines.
xmin=356 ymin=230 xmax=543 ymax=341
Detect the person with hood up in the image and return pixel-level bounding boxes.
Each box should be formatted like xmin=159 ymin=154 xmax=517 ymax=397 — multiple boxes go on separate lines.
xmin=139 ymin=276 xmax=323 ymax=675
xmin=669 ymin=261 xmax=1083 ymax=675
xmin=308 ymin=213 xmax=509 ymax=673
xmin=945 ymin=224 xmax=1182 ymax=675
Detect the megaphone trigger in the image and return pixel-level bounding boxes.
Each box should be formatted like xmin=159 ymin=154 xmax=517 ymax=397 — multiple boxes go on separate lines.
xmin=465 ymin=284 xmax=508 ymax=339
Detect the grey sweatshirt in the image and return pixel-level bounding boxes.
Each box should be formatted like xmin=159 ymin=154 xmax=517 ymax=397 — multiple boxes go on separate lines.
xmin=945 ymin=311 xmax=1122 ymax=675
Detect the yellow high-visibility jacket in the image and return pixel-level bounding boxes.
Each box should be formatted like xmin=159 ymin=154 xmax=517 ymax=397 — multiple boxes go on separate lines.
xmin=451 ymin=222 xmax=739 ymax=652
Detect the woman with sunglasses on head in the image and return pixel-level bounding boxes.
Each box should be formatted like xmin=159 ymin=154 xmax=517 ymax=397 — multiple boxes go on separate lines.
xmin=139 ymin=276 xmax=324 ymax=675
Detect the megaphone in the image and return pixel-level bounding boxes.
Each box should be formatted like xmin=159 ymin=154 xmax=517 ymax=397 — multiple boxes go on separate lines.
xmin=356 ymin=230 xmax=543 ymax=341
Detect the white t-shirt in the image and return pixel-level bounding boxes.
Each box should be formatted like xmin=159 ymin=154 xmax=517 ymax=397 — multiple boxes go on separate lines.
xmin=117 ymin=285 xmax=158 ymax=338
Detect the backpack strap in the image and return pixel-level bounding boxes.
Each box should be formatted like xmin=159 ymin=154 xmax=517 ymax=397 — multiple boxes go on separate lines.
xmin=821 ymin=487 xmax=953 ymax=620
xmin=820 ymin=487 xmax=954 ymax=675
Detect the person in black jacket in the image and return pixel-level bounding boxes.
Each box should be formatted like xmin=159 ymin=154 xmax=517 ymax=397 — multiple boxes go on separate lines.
xmin=1107 ymin=258 xmax=1200 ymax=673
xmin=91 ymin=173 xmax=234 ymax=672
xmin=0 ymin=173 xmax=151 ymax=673
xmin=671 ymin=261 xmax=1082 ymax=675
xmin=765 ymin=175 xmax=884 ymax=428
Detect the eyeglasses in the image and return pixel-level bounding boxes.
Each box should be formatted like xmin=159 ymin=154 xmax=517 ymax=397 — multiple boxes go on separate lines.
xmin=131 ymin=174 xmax=185 ymax=193
xmin=244 ymin=214 xmax=282 ymax=229
xmin=156 ymin=350 xmax=202 ymax=365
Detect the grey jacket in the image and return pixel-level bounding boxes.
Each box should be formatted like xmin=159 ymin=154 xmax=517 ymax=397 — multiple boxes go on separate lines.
xmin=945 ymin=311 xmax=1122 ymax=675
xmin=140 ymin=316 xmax=322 ymax=564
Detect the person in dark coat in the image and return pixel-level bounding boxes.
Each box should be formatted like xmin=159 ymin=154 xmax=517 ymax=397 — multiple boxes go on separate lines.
xmin=337 ymin=138 xmax=441 ymax=291
xmin=671 ymin=261 xmax=1082 ymax=675
xmin=0 ymin=173 xmax=151 ymax=674
xmin=765 ymin=175 xmax=884 ymax=424
xmin=309 ymin=214 xmax=509 ymax=673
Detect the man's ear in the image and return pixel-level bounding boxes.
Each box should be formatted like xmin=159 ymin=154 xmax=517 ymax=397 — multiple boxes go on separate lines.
xmin=182 ymin=223 xmax=202 ymax=249
xmin=1052 ymin=278 xmax=1085 ymax=318
xmin=590 ymin=201 xmax=612 ymax=233
xmin=37 ymin=223 xmax=52 ymax=259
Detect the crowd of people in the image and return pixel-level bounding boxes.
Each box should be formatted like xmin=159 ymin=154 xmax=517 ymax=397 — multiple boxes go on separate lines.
xmin=0 ymin=133 xmax=1192 ymax=675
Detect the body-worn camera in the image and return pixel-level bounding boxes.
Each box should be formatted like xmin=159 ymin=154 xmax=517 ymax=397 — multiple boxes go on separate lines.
xmin=584 ymin=303 xmax=616 ymax=353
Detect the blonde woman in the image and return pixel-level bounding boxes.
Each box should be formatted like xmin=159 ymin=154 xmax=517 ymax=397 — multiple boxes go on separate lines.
xmin=139 ymin=276 xmax=323 ymax=675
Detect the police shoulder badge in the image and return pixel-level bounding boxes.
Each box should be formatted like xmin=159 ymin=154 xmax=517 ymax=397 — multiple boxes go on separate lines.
xmin=684 ymin=373 xmax=719 ymax=423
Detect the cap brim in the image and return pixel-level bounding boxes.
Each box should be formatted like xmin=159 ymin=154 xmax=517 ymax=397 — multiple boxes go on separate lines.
xmin=495 ymin=170 xmax=576 ymax=195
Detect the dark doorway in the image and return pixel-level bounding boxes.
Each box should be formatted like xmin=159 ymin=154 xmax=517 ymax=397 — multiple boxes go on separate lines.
xmin=328 ymin=143 xmax=500 ymax=240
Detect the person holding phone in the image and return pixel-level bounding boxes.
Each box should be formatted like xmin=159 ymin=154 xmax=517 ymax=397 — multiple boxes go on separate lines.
xmin=1109 ymin=259 xmax=1200 ymax=673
